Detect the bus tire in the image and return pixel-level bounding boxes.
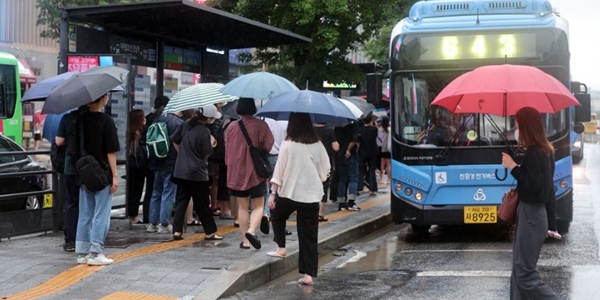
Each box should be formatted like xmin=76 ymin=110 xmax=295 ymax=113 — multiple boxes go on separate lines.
xmin=411 ymin=224 xmax=431 ymax=234
xmin=557 ymin=220 xmax=570 ymax=234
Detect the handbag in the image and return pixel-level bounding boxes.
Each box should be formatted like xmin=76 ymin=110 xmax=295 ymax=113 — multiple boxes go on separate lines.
xmin=238 ymin=120 xmax=273 ymax=178
xmin=75 ymin=117 xmax=109 ymax=192
xmin=498 ymin=187 xmax=518 ymax=224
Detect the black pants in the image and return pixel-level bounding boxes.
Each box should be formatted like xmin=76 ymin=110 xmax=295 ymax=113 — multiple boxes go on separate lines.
xmin=172 ymin=179 xmax=217 ymax=235
xmin=358 ymin=154 xmax=378 ymax=192
xmin=510 ymin=201 xmax=558 ymax=299
xmin=142 ymin=169 xmax=154 ymax=223
xmin=127 ymin=166 xmax=146 ymax=218
xmin=64 ymin=174 xmax=80 ymax=243
xmin=271 ymin=196 xmax=319 ymax=277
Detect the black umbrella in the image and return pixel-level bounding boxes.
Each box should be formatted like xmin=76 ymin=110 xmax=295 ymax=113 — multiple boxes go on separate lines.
xmin=222 ymin=98 xmax=269 ymax=119
xmin=342 ymin=96 xmax=375 ymax=117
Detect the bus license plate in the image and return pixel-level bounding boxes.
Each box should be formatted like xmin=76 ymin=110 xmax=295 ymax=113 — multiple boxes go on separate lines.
xmin=464 ymin=206 xmax=497 ymax=224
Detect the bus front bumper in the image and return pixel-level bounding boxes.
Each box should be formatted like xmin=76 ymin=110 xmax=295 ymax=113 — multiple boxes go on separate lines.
xmin=391 ymin=188 xmax=573 ymax=225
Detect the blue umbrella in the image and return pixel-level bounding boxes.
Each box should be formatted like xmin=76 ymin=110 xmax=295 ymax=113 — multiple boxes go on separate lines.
xmin=220 ymin=71 xmax=298 ymax=99
xmin=22 ymin=72 xmax=78 ymax=102
xmin=255 ymin=90 xmax=357 ymax=123
xmin=42 ymin=111 xmax=69 ymax=144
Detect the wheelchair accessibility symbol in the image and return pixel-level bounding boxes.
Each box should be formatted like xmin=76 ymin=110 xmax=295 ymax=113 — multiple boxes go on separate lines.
xmin=435 ymin=172 xmax=447 ymax=184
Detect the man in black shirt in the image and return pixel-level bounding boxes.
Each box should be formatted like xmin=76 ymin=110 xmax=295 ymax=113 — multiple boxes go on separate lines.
xmin=334 ymin=122 xmax=360 ymax=211
xmin=314 ymin=123 xmax=339 ymax=221
xmin=75 ymin=93 xmax=120 ymax=266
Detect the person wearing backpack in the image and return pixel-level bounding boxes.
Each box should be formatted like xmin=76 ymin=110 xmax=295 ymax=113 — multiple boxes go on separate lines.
xmin=55 ymin=105 xmax=88 ymax=252
xmin=146 ymin=101 xmax=183 ymax=235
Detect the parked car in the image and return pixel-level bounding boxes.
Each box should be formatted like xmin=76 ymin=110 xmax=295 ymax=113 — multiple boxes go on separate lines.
xmin=0 ymin=134 xmax=49 ymax=212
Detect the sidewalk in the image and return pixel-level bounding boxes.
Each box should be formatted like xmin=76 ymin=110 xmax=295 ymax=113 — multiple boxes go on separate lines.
xmin=0 ymin=190 xmax=392 ymax=300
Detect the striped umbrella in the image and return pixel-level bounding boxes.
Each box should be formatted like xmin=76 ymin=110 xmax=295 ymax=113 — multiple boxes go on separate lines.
xmin=164 ymin=83 xmax=237 ymax=113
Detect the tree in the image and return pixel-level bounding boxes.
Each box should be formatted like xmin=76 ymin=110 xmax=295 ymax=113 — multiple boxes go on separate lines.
xmin=35 ymin=0 xmax=147 ymax=41
xmin=362 ymin=1 xmax=417 ymax=63
xmin=213 ymin=0 xmax=413 ymax=89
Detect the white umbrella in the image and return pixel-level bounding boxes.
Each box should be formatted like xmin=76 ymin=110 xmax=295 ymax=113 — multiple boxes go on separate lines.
xmin=338 ymin=99 xmax=364 ymax=118
xmin=164 ymin=83 xmax=237 ymax=113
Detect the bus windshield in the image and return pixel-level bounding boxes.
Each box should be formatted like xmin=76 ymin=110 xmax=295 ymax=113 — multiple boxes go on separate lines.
xmin=392 ymin=71 xmax=568 ymax=148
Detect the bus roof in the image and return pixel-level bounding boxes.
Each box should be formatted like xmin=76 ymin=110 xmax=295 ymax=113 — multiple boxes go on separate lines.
xmin=0 ymin=52 xmax=18 ymax=64
xmin=391 ymin=0 xmax=568 ymax=48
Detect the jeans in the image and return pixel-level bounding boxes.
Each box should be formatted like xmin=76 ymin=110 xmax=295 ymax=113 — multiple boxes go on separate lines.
xmin=336 ymin=154 xmax=358 ymax=202
xmin=75 ymin=184 xmax=112 ymax=254
xmin=263 ymin=155 xmax=279 ymax=216
xmin=149 ymin=170 xmax=177 ymax=226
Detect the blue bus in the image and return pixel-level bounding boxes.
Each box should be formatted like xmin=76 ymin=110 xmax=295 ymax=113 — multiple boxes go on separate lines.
xmin=384 ymin=0 xmax=590 ymax=234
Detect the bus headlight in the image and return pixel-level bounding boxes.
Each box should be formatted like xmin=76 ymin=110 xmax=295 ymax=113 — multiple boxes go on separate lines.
xmin=559 ymin=181 xmax=568 ymax=189
xmin=395 ymin=183 xmax=403 ymax=191
xmin=415 ymin=192 xmax=423 ymax=201
xmin=573 ymin=141 xmax=581 ymax=149
xmin=404 ymin=188 xmax=413 ymax=196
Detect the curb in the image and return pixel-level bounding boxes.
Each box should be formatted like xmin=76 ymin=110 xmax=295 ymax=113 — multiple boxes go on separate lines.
xmin=212 ymin=208 xmax=393 ymax=299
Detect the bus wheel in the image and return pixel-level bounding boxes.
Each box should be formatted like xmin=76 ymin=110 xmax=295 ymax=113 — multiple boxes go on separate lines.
xmin=411 ymin=224 xmax=431 ymax=234
xmin=557 ymin=220 xmax=570 ymax=234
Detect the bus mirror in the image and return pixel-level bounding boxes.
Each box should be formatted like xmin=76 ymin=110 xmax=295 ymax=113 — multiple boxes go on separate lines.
xmin=366 ymin=73 xmax=383 ymax=105
xmin=574 ymin=93 xmax=591 ymax=123
xmin=573 ymin=122 xmax=585 ymax=134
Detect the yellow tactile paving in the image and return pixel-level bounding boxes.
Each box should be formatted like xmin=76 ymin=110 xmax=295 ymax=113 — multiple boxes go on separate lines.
xmin=98 ymin=291 xmax=178 ymax=300
xmin=5 ymin=194 xmax=389 ymax=300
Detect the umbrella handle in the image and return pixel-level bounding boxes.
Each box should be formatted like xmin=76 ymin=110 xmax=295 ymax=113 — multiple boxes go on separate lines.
xmin=495 ymin=168 xmax=507 ymax=181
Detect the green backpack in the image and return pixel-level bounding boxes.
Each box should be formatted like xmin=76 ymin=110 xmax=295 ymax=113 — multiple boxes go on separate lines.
xmin=146 ymin=121 xmax=170 ymax=159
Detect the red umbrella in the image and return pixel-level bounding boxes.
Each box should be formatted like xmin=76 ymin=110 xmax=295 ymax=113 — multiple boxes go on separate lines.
xmin=34 ymin=110 xmax=46 ymax=124
xmin=431 ymin=64 xmax=580 ymax=116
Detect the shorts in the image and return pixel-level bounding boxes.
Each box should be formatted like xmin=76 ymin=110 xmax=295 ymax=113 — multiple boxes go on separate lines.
xmin=229 ymin=182 xmax=267 ymax=199
xmin=380 ymin=152 xmax=391 ymax=159
xmin=34 ymin=133 xmax=42 ymax=141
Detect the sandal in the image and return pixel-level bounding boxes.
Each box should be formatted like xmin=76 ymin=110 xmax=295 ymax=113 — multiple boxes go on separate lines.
xmin=239 ymin=242 xmax=250 ymax=249
xmin=244 ymin=232 xmax=262 ymax=249
xmin=318 ymin=215 xmax=328 ymax=222
xmin=186 ymin=220 xmax=201 ymax=226
xmin=205 ymin=233 xmax=224 ymax=241
xmin=173 ymin=233 xmax=184 ymax=241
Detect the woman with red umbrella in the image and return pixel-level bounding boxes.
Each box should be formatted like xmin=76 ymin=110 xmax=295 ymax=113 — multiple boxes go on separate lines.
xmin=501 ymin=107 xmax=559 ymax=300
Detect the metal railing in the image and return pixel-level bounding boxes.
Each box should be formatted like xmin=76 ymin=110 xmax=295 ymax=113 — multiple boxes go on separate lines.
xmin=0 ymin=149 xmax=60 ymax=240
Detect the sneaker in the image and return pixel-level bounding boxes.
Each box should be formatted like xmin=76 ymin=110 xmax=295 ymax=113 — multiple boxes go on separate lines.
xmin=157 ymin=224 xmax=173 ymax=234
xmin=87 ymin=253 xmax=114 ymax=266
xmin=547 ymin=230 xmax=562 ymax=240
xmin=63 ymin=241 xmax=75 ymax=252
xmin=347 ymin=204 xmax=361 ymax=211
xmin=146 ymin=224 xmax=157 ymax=233
xmin=77 ymin=254 xmax=91 ymax=264
xmin=338 ymin=202 xmax=347 ymax=211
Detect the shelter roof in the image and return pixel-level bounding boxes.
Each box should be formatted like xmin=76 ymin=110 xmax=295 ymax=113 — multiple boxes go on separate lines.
xmin=63 ymin=0 xmax=311 ymax=50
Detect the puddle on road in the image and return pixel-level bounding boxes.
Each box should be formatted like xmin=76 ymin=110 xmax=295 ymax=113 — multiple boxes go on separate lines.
xmin=105 ymin=236 xmax=168 ymax=248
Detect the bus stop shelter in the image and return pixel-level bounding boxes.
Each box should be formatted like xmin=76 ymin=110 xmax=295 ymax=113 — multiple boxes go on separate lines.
xmin=58 ymin=0 xmax=311 ymax=95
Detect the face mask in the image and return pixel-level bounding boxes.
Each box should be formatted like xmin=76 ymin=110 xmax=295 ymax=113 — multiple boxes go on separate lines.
xmin=514 ymin=129 xmax=520 ymax=142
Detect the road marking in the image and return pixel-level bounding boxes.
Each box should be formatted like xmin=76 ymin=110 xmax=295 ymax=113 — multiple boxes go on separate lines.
xmin=98 ymin=291 xmax=178 ymax=299
xmin=336 ymin=250 xmax=368 ymax=269
xmin=417 ymin=270 xmax=511 ymax=277
xmin=5 ymin=194 xmax=390 ymax=299
xmin=400 ymin=249 xmax=512 ymax=253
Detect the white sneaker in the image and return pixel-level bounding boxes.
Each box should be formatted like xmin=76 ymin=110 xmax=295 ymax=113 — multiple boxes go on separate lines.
xmin=87 ymin=253 xmax=114 ymax=266
xmin=146 ymin=224 xmax=157 ymax=233
xmin=157 ymin=224 xmax=173 ymax=234
xmin=77 ymin=254 xmax=92 ymax=264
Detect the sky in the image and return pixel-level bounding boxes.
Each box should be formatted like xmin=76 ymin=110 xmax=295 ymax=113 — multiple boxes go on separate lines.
xmin=550 ymin=0 xmax=600 ymax=92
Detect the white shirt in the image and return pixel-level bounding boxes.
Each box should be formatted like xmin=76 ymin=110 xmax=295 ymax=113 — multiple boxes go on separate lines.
xmin=264 ymin=118 xmax=288 ymax=155
xmin=271 ymin=140 xmax=331 ymax=203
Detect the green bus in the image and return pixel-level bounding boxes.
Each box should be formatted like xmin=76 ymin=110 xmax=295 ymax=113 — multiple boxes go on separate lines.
xmin=0 ymin=52 xmax=22 ymax=145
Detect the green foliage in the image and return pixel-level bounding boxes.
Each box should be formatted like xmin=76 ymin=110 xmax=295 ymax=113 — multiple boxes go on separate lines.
xmin=362 ymin=1 xmax=416 ymax=64
xmin=219 ymin=0 xmax=411 ymax=89
xmin=35 ymin=0 xmax=147 ymax=41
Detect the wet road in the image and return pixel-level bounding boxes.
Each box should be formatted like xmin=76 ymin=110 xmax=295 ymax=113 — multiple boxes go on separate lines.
xmin=223 ymin=143 xmax=600 ymax=300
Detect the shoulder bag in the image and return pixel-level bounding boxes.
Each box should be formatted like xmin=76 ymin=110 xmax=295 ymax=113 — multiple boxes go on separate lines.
xmin=498 ymin=186 xmax=518 ymax=225
xmin=75 ymin=117 xmax=110 ymax=192
xmin=238 ymin=120 xmax=272 ymax=178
